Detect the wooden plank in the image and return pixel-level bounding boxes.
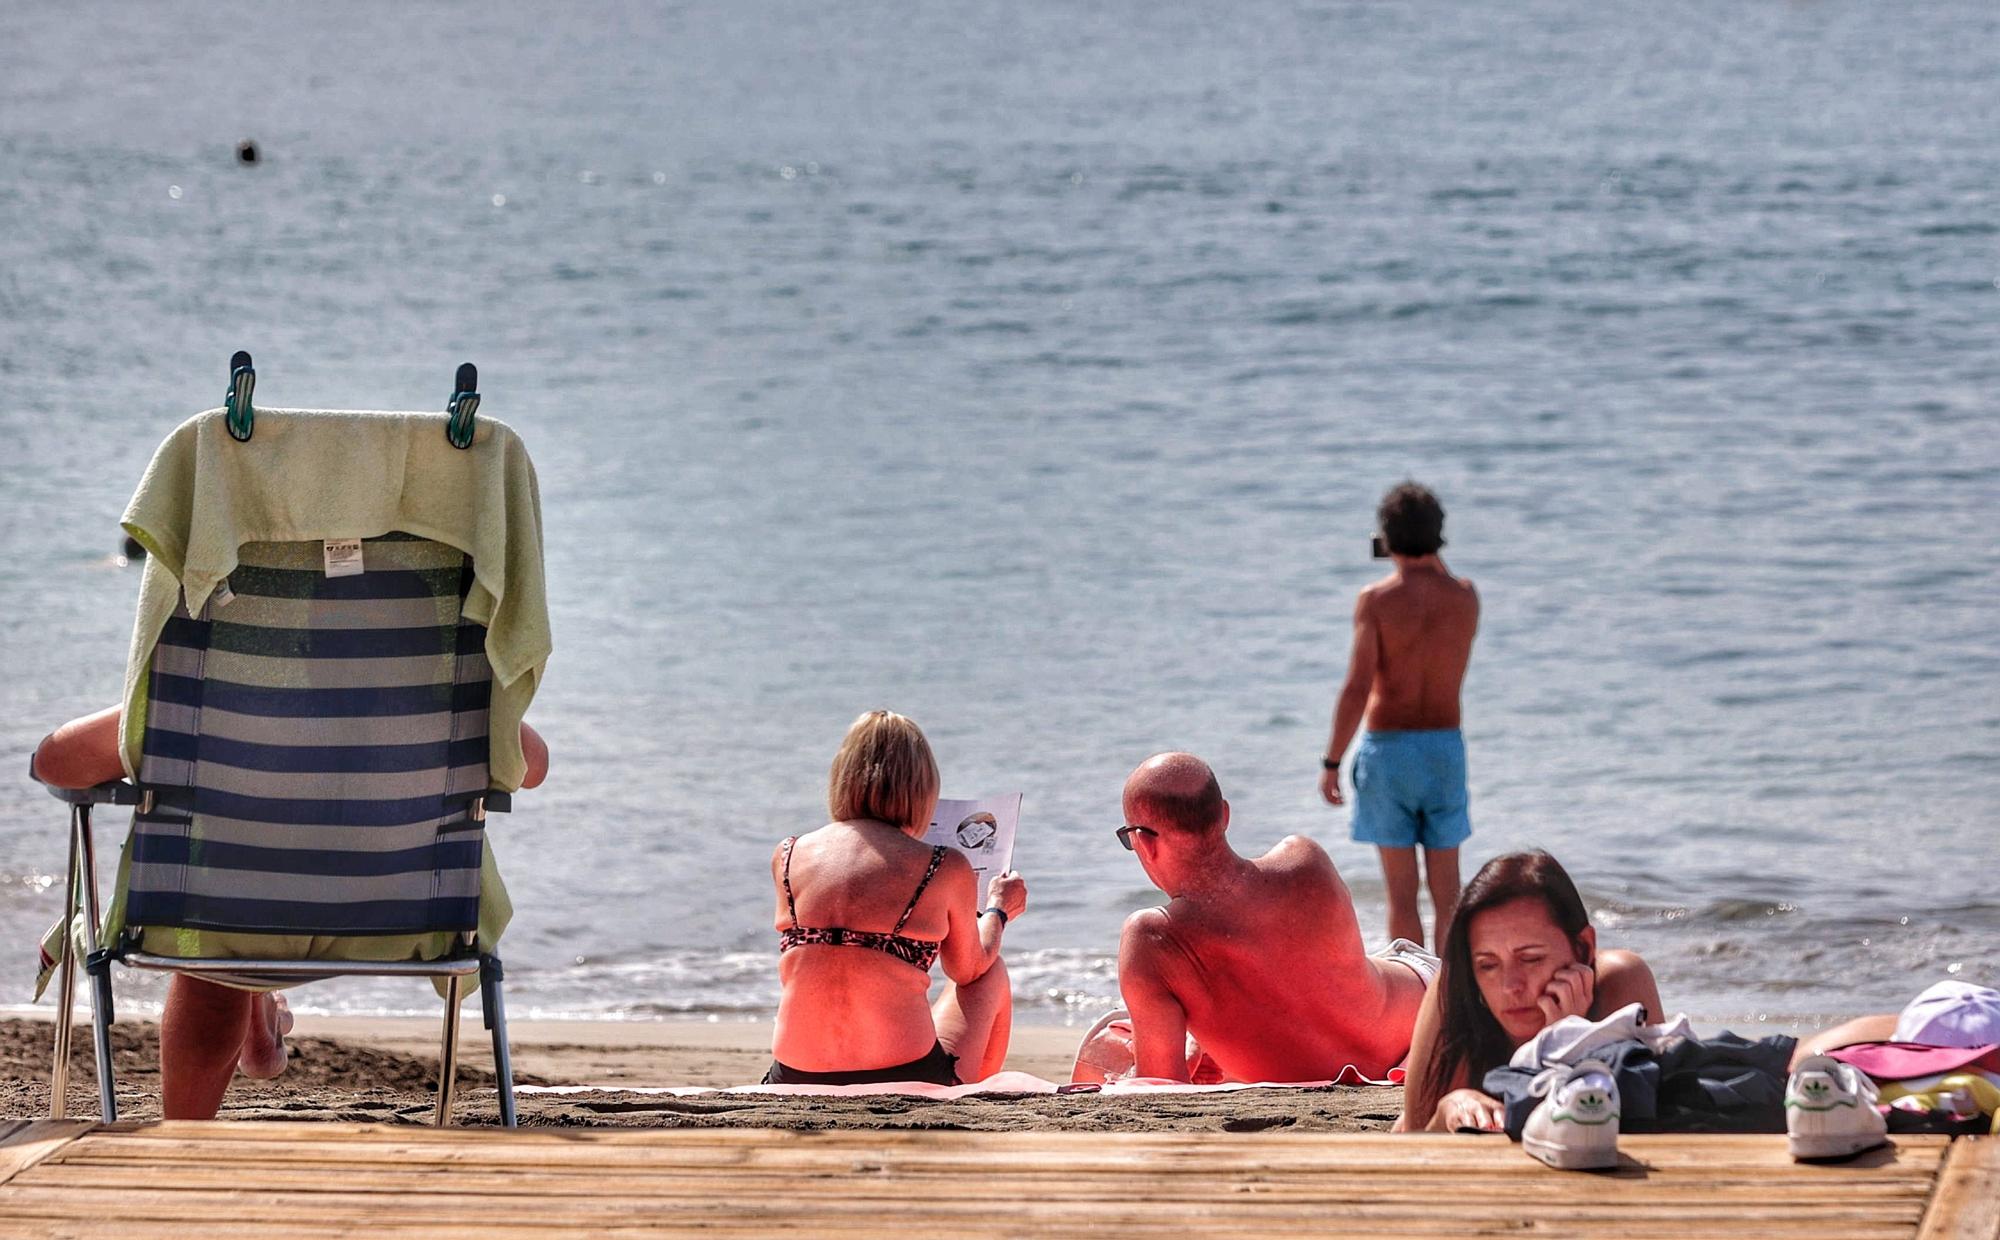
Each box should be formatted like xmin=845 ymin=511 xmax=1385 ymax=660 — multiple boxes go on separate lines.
xmin=0 ymin=1212 xmax=1926 ymax=1240
xmin=0 ymin=1123 xmax=1956 ymax=1240
xmin=0 ymin=1176 xmax=1936 ymax=1216
xmin=0 ymin=1210 xmax=1899 ymax=1240
xmin=91 ymin=1122 xmax=1946 ymax=1154
xmin=0 ymin=1121 xmax=91 ymax=1188
xmin=37 ymin=1129 xmax=1950 ymax=1198
xmin=13 ymin=1162 xmax=1945 ymax=1201
xmin=56 ymin=1125 xmax=1956 ymax=1166
xmin=0 ymin=1186 xmax=1929 ymax=1240
xmin=1920 ymin=1138 xmax=2000 ymax=1240
xmin=69 ymin=1120 xmax=1955 ymax=1175
xmin=0 ymin=1197 xmax=1928 ymax=1240
xmin=0 ymin=1222 xmax=1863 ymax=1240
xmin=22 ymin=1132 xmax=1949 ymax=1175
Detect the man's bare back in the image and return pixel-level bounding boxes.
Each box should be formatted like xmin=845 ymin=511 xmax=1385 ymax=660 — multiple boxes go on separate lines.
xmin=1357 ymin=564 xmax=1479 ymax=731
xmin=1123 ymin=837 xmax=1428 ymax=1081
xmin=1116 ymin=756 xmax=1430 ymax=1083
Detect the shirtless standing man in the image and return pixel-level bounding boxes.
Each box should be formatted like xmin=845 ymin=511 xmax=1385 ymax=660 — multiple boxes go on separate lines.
xmin=1321 ymin=482 xmax=1479 ymax=949
xmin=1112 ymin=753 xmax=1435 ymax=1083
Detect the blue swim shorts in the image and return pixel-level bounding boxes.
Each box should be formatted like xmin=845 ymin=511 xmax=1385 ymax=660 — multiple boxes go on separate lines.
xmin=1350 ymin=729 xmax=1471 ymax=850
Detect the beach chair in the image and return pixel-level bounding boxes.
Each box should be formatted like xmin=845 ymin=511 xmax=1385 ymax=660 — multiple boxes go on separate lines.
xmin=43 ymin=358 xmax=532 ymax=1127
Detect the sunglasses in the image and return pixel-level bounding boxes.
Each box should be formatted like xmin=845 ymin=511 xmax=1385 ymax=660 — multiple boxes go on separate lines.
xmin=1115 ymin=824 xmax=1157 ymax=850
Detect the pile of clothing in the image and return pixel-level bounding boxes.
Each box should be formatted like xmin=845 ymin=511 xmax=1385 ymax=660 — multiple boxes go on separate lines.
xmin=1827 ymin=980 xmax=1999 ymax=1136
xmin=1483 ymin=1005 xmax=1795 ymax=1137
xmin=1484 ymin=979 xmax=1999 ymax=1140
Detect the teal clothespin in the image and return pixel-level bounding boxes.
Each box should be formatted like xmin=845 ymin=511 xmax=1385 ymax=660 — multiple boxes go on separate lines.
xmin=224 ymin=351 xmax=255 ymax=442
xmin=446 ymin=362 xmax=479 ymax=449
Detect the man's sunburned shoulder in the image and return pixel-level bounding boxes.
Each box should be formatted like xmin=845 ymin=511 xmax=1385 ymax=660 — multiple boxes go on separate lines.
xmin=1119 ymin=906 xmax=1182 ymax=969
xmin=1266 ymin=833 xmax=1334 ymax=871
xmin=1120 ymin=905 xmax=1172 ymax=939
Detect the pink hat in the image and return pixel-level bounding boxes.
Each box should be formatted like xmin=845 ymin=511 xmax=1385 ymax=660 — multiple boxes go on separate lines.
xmin=1829 ymin=1040 xmax=2000 ymax=1082
xmin=1894 ymin=981 xmax=2000 ymax=1049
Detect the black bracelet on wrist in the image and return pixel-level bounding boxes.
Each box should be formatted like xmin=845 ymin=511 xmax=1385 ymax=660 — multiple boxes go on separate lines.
xmin=1321 ymin=757 xmax=1340 ymax=771
xmin=981 ymin=906 xmax=1009 ymax=926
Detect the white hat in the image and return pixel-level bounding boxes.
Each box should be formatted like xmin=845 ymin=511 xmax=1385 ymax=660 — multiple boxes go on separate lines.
xmin=1893 ymin=980 xmax=2000 ymax=1049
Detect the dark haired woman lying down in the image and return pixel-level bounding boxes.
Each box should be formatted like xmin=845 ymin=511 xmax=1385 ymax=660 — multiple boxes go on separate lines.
xmin=1394 ymin=851 xmax=1662 ymax=1132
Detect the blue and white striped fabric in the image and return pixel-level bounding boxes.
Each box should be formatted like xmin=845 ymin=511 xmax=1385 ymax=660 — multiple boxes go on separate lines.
xmin=125 ymin=534 xmax=492 ymax=937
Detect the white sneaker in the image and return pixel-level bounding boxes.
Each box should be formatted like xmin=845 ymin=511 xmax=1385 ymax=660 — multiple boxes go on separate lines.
xmin=1522 ymin=1059 xmax=1621 ymax=1171
xmin=1786 ymin=1055 xmax=1887 ymax=1161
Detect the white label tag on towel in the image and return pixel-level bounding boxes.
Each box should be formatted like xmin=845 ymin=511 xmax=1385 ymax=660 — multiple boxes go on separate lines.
xmin=211 ymin=578 xmax=235 ymax=608
xmin=323 ymin=539 xmax=365 ymax=578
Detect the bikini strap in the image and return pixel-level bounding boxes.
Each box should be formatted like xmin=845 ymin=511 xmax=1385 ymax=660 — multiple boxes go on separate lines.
xmin=779 ymin=836 xmax=800 ymax=927
xmin=894 ymin=845 xmax=950 ymax=934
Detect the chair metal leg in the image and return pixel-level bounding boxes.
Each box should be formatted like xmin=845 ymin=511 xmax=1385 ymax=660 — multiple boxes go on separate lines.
xmin=77 ymin=807 xmax=117 ymax=1121
xmin=48 ymin=809 xmax=82 ymax=1120
xmin=434 ymin=973 xmax=464 ymax=1126
xmin=481 ymin=955 xmax=516 ymax=1128
xmin=88 ymin=966 xmax=118 ymax=1122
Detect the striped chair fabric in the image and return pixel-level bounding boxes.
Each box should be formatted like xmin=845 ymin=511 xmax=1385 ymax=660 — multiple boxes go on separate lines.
xmin=125 ymin=533 xmax=492 ymax=938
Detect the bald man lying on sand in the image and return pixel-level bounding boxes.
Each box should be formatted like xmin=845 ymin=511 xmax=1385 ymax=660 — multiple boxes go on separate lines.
xmin=1109 ymin=753 xmax=1439 ymax=1083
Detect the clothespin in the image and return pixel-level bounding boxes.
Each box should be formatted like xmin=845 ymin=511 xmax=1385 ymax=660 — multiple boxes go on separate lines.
xmin=446 ymin=362 xmax=479 ymax=449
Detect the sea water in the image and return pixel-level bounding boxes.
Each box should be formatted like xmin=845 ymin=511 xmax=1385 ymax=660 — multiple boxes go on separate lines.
xmin=0 ymin=0 xmax=1994 ymax=1028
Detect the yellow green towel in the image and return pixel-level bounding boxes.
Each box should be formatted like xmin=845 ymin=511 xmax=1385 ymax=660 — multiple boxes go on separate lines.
xmin=119 ymin=407 xmax=551 ymax=791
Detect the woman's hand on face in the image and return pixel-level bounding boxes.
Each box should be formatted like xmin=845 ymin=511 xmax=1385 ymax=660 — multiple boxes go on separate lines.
xmin=985 ymin=871 xmax=1027 ymax=922
xmin=1435 ymin=1088 xmax=1505 ymax=1133
xmin=1536 ymin=962 xmax=1596 ymax=1027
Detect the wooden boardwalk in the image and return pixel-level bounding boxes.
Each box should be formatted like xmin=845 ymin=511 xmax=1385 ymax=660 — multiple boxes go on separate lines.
xmin=0 ymin=1120 xmax=1991 ymax=1238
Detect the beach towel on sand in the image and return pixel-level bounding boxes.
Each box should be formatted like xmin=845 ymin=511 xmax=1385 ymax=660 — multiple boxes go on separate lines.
xmin=1068 ymin=1009 xmax=1404 ymax=1088
xmin=516 ymin=1074 xmax=1374 ymax=1099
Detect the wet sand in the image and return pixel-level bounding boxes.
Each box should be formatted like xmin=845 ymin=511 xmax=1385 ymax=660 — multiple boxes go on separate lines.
xmin=0 ymin=1013 xmax=1400 ymax=1132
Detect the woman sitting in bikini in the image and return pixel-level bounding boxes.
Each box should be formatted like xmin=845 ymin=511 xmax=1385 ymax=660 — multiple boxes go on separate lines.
xmin=766 ymin=710 xmax=1027 ymax=1086
xmin=1396 ymin=850 xmax=1663 ymax=1131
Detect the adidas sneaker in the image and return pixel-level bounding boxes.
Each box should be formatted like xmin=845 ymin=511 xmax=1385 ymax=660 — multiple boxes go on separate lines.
xmin=1786 ymin=1055 xmax=1887 ymax=1161
xmin=1522 ymin=1058 xmax=1621 ymax=1171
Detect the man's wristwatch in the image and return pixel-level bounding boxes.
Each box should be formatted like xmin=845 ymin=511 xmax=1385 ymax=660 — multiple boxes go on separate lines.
xmin=981 ymin=906 xmax=1009 ymax=926
xmin=1321 ymin=757 xmax=1340 ymax=771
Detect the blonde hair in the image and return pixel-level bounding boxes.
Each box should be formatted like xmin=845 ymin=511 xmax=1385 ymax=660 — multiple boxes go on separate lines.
xmin=827 ymin=710 xmax=940 ymax=834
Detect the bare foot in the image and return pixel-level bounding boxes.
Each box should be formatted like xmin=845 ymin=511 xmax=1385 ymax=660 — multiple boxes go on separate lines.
xmin=237 ymin=992 xmax=294 ymax=1080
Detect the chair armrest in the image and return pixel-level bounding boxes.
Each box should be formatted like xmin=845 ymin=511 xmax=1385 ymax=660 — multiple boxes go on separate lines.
xmin=45 ymin=780 xmax=504 ymax=811
xmin=41 ymin=780 xmax=146 ymax=807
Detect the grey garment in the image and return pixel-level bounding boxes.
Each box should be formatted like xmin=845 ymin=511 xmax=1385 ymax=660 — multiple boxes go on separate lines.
xmin=1484 ymin=1032 xmax=1798 ymax=1138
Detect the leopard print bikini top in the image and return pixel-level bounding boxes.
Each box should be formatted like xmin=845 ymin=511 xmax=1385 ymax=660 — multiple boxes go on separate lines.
xmin=776 ymin=836 xmax=947 ymax=972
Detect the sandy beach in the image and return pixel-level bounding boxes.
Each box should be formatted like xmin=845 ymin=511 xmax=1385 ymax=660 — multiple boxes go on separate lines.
xmin=0 ymin=1013 xmax=1401 ymax=1133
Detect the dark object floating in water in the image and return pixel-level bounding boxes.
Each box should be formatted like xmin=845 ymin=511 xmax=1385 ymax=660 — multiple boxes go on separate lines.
xmin=236 ymin=140 xmax=259 ymax=165
xmin=121 ymin=535 xmax=146 ymax=562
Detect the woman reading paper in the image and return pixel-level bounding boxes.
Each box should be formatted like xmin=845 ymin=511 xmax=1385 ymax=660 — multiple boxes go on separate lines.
xmin=766 ymin=710 xmax=1027 ymax=1086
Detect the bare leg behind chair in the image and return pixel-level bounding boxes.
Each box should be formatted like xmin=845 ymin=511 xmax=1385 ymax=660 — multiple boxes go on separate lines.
xmin=160 ymin=975 xmax=253 ymax=1119
xmin=238 ymin=992 xmax=293 ymax=1079
xmin=159 ymin=979 xmax=296 ymax=1118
